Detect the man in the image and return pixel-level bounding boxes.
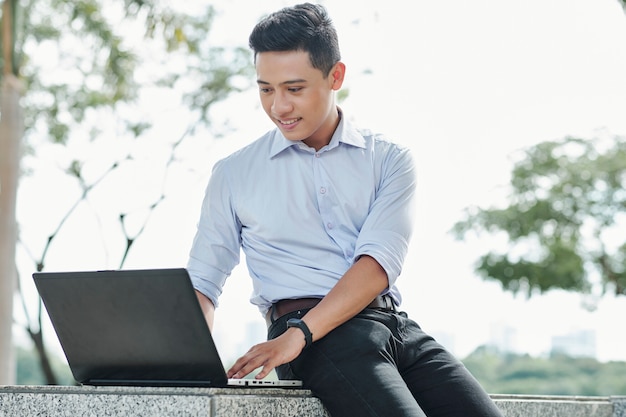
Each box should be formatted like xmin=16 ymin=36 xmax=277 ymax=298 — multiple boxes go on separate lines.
xmin=188 ymin=3 xmax=503 ymax=416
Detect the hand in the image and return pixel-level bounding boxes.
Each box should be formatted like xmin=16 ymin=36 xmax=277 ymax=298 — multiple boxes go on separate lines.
xmin=227 ymin=327 xmax=306 ymax=380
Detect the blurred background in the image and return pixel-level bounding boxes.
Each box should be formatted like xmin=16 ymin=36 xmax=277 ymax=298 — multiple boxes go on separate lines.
xmin=1 ymin=0 xmax=625 ymax=394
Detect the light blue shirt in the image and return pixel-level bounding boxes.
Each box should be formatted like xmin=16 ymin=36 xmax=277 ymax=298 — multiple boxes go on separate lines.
xmin=187 ymin=114 xmax=416 ymax=315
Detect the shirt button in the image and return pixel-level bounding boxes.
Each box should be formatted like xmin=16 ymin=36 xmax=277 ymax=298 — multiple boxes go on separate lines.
xmin=315 ymin=153 xmax=321 ymax=158
xmin=320 ymin=187 xmax=326 ymax=194
xmin=327 ymin=222 xmax=333 ymax=229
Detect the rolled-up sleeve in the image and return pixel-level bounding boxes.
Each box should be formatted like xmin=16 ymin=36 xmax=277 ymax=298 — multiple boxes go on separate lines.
xmin=354 ymin=145 xmax=416 ymax=287
xmin=187 ymin=159 xmax=242 ymax=307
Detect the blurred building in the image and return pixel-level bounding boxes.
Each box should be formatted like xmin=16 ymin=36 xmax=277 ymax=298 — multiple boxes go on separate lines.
xmin=551 ymin=329 xmax=597 ymax=358
xmin=488 ymin=323 xmax=519 ymax=354
xmin=237 ymin=320 xmax=267 ymax=354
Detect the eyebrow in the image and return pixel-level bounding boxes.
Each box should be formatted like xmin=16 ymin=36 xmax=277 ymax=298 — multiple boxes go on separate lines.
xmin=257 ymin=79 xmax=308 ymax=86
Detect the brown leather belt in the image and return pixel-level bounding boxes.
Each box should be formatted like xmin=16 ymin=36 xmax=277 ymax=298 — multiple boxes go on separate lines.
xmin=265 ymin=294 xmax=395 ymax=326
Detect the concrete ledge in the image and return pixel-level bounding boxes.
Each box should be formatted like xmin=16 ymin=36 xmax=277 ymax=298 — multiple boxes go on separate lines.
xmin=492 ymin=394 xmax=624 ymax=417
xmin=0 ymin=385 xmax=624 ymax=416
xmin=0 ymin=385 xmax=328 ymax=417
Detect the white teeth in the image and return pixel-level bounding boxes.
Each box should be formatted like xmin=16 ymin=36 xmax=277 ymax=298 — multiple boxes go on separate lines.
xmin=280 ymin=118 xmax=300 ymax=125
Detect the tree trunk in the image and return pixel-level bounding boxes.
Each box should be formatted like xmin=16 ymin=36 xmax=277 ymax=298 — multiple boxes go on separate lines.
xmin=27 ymin=327 xmax=58 ymax=385
xmin=0 ymin=74 xmax=23 ymax=385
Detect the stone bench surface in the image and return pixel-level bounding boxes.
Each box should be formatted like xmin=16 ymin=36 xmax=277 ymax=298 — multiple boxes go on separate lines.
xmin=0 ymin=385 xmax=624 ymax=417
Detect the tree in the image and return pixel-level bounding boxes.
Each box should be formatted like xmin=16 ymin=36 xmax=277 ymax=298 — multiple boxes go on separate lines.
xmin=0 ymin=0 xmax=252 ymax=384
xmin=463 ymin=348 xmax=626 ymax=395
xmin=452 ymin=135 xmax=626 ymax=301
xmin=16 ymin=345 xmax=72 ymax=386
xmin=0 ymin=0 xmax=22 ymax=386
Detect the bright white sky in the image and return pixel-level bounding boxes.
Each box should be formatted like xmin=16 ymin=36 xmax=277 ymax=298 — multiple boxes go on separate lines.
xmin=15 ymin=0 xmax=626 ymax=365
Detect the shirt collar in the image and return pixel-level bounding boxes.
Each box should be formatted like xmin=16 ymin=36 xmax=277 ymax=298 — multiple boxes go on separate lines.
xmin=269 ymin=110 xmax=366 ymax=158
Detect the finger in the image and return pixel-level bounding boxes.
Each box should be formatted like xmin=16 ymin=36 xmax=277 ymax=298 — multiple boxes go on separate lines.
xmin=227 ymin=355 xmax=248 ymax=378
xmin=228 ymin=350 xmax=265 ymax=378
xmin=227 ymin=357 xmax=252 ymax=378
xmin=228 ymin=359 xmax=258 ymax=379
xmin=228 ymin=363 xmax=255 ymax=379
xmin=254 ymin=362 xmax=275 ymax=380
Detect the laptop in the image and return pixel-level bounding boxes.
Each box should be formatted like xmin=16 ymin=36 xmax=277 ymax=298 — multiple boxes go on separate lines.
xmin=32 ymin=268 xmax=302 ymax=388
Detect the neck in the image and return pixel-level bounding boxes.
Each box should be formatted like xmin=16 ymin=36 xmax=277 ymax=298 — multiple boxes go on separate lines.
xmin=303 ymin=107 xmax=341 ymax=151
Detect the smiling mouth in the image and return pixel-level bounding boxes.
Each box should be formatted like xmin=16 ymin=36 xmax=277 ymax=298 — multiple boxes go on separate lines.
xmin=278 ymin=118 xmax=302 ymax=126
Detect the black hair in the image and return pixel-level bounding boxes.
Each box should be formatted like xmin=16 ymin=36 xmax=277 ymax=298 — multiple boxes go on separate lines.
xmin=248 ymin=3 xmax=341 ymax=77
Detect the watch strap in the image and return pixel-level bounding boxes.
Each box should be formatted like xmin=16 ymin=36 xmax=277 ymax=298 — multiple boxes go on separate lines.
xmin=286 ymin=318 xmax=313 ymax=349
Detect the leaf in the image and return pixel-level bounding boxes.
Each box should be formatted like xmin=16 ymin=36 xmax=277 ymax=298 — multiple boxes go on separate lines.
xmin=454 ymin=135 xmax=626 ymax=298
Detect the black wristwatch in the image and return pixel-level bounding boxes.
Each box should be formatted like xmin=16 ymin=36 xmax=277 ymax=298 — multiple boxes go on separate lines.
xmin=286 ymin=318 xmax=313 ymax=349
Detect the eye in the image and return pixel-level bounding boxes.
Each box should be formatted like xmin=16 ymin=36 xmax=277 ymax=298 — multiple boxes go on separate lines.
xmin=259 ymin=87 xmax=273 ymax=94
xmin=288 ymin=87 xmax=303 ymax=93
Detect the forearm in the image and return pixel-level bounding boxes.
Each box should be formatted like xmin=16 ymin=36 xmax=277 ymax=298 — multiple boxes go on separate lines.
xmin=195 ymin=290 xmax=216 ymax=331
xmin=302 ymin=255 xmax=389 ymax=342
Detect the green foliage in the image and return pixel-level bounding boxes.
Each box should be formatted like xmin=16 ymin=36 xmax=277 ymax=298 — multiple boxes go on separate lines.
xmin=452 ymin=136 xmax=626 ymax=298
xmin=336 ymin=88 xmax=350 ymax=103
xmin=464 ymin=347 xmax=626 ymax=395
xmin=5 ymin=0 xmax=253 ymax=145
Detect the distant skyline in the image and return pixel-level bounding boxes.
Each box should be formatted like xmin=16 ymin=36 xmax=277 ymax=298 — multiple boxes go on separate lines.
xmin=14 ymin=0 xmax=626 ymax=365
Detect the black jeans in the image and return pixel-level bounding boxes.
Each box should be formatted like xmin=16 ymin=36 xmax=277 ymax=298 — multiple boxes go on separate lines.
xmin=268 ymin=309 xmax=503 ymax=417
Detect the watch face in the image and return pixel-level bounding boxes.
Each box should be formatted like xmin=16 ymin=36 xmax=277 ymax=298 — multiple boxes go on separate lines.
xmin=285 ymin=318 xmax=312 ymax=348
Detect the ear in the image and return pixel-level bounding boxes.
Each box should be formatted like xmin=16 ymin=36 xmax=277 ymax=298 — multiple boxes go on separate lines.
xmin=330 ymin=62 xmax=346 ymax=90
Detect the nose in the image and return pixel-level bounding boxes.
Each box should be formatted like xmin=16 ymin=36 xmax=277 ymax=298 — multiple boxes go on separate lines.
xmin=271 ymin=91 xmax=293 ymax=115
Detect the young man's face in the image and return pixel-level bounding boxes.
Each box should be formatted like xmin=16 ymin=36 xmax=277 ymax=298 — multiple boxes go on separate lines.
xmin=256 ymin=50 xmax=345 ymax=151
